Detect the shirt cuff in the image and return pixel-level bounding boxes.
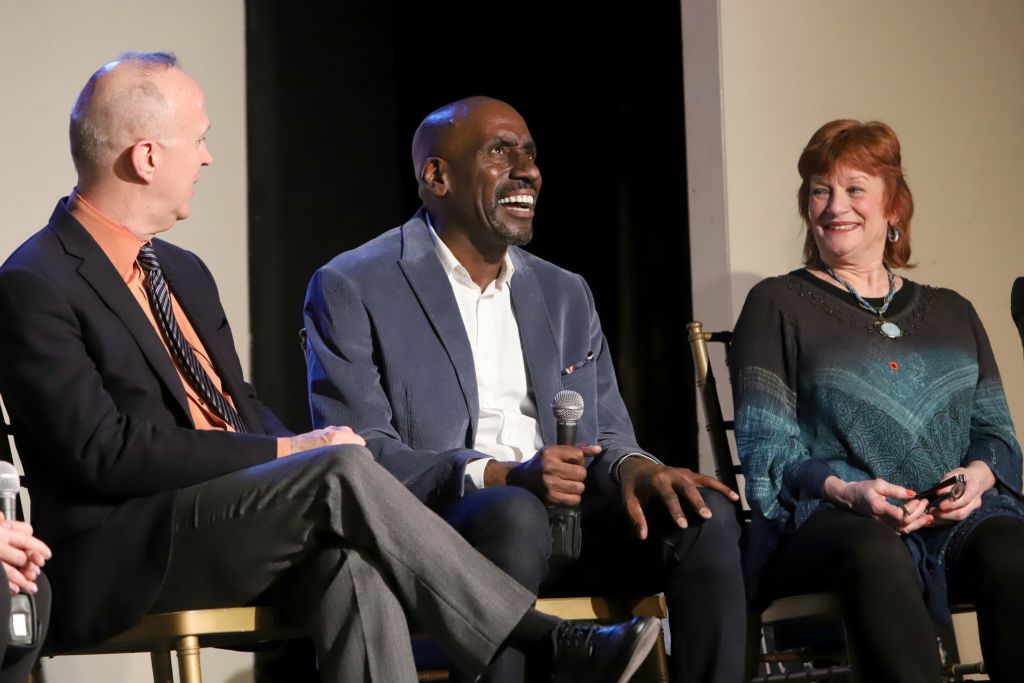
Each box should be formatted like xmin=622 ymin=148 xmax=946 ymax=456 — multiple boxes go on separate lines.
xmin=793 ymin=459 xmax=836 ymax=499
xmin=612 ymin=452 xmax=660 ymax=485
xmin=464 ymin=457 xmax=494 ymax=492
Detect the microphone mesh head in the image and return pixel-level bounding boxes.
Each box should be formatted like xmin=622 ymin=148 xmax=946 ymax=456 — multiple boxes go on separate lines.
xmin=552 ymin=389 xmax=584 ymax=422
xmin=0 ymin=461 xmax=19 ymax=495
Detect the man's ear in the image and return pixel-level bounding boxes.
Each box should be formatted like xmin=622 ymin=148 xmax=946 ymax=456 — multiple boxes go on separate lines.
xmin=420 ymin=157 xmax=449 ymax=198
xmin=129 ymin=140 xmax=158 ymax=183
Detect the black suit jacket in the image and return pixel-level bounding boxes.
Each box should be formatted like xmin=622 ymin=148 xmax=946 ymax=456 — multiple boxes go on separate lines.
xmin=0 ymin=199 xmax=289 ymax=650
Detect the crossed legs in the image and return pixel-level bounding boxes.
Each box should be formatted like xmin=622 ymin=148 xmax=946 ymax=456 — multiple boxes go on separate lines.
xmin=150 ymin=445 xmax=535 ymax=682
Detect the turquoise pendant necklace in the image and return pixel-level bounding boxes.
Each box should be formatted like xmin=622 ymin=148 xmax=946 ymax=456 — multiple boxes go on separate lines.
xmin=824 ymin=264 xmax=902 ymax=339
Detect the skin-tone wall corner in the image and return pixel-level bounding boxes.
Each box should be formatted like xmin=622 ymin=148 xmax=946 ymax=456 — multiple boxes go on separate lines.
xmin=684 ymin=0 xmax=1024 ymax=667
xmin=0 ymin=2 xmax=251 ymax=681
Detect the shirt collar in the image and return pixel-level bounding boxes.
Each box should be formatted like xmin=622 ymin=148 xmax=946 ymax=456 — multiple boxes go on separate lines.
xmin=68 ymin=189 xmax=147 ymax=283
xmin=425 ymin=211 xmax=515 ymax=290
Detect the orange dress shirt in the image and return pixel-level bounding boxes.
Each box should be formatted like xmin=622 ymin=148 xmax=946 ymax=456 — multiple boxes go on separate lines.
xmin=69 ymin=191 xmax=239 ymax=432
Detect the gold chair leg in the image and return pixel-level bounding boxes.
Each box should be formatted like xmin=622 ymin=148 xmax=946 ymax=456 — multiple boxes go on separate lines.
xmin=744 ymin=611 xmax=763 ymax=680
xmin=634 ymin=630 xmax=670 ymax=683
xmin=150 ymin=649 xmax=174 ymax=683
xmin=175 ymin=635 xmax=202 ymax=683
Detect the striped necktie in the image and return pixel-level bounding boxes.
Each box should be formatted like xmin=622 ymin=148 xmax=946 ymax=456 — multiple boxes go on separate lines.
xmin=137 ymin=244 xmax=248 ymax=433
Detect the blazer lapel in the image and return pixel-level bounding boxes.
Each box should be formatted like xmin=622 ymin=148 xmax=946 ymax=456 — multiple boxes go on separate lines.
xmin=508 ymin=250 xmax=560 ymax=445
xmin=50 ymin=205 xmax=192 ymax=423
xmin=397 ymin=214 xmax=479 ymax=438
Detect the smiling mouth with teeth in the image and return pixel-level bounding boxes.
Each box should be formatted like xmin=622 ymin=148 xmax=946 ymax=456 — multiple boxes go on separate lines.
xmin=497 ymin=194 xmax=535 ymax=208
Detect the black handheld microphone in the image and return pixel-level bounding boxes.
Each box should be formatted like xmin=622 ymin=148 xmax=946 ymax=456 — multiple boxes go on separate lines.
xmin=553 ymin=389 xmax=584 ymax=446
xmin=0 ymin=462 xmax=37 ymax=647
xmin=548 ymin=390 xmax=584 ymax=560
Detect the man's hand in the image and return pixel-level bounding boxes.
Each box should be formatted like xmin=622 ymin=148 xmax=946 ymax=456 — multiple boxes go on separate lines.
xmin=279 ymin=426 xmax=366 ymax=458
xmin=487 ymin=445 xmax=599 ymax=506
xmin=0 ymin=513 xmax=50 ymax=594
xmin=620 ymin=458 xmax=739 ymax=540
xmin=823 ymin=476 xmax=930 ymax=534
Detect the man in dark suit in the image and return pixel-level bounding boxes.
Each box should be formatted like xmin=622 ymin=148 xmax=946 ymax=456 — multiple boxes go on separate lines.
xmin=305 ymin=96 xmax=747 ymax=682
xmin=0 ymin=54 xmax=659 ymax=682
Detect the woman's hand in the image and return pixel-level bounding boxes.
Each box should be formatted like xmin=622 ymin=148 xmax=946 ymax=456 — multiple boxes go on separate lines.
xmin=0 ymin=513 xmax=51 ymax=594
xmin=929 ymin=462 xmax=995 ymax=525
xmin=823 ymin=476 xmax=931 ymax=534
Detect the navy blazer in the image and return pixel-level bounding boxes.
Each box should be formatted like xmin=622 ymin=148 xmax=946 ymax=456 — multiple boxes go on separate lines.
xmin=304 ymin=210 xmax=651 ymax=508
xmin=0 ymin=199 xmax=287 ymax=650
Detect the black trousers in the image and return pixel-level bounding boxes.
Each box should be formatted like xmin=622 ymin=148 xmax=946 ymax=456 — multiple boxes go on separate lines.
xmin=0 ymin=573 xmax=49 ymax=683
xmin=442 ymin=485 xmax=747 ymax=683
xmin=759 ymin=508 xmax=1024 ymax=683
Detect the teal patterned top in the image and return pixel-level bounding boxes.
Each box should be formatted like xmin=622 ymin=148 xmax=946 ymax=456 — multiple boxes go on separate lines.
xmin=731 ymin=270 xmax=1023 ymax=620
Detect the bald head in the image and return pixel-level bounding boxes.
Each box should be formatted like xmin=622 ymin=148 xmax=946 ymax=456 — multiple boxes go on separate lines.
xmin=411 ymin=96 xmax=525 ymax=182
xmin=67 ymin=52 xmax=213 ymax=237
xmin=69 ymin=52 xmax=181 ymax=181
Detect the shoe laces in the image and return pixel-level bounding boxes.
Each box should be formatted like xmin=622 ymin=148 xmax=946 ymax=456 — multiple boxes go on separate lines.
xmin=555 ymin=621 xmax=598 ymax=656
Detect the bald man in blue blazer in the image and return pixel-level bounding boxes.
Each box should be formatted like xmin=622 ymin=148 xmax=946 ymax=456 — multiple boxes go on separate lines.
xmin=305 ymin=96 xmax=747 ymax=683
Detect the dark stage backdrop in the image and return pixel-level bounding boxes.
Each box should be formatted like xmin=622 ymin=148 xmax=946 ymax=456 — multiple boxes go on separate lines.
xmin=245 ymin=2 xmax=697 ymax=467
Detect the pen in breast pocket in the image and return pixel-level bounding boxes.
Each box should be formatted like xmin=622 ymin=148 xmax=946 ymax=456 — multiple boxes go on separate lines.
xmin=562 ymin=352 xmax=594 ymax=376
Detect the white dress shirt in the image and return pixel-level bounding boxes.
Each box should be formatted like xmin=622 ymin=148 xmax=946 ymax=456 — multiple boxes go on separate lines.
xmin=427 ymin=221 xmax=544 ymax=490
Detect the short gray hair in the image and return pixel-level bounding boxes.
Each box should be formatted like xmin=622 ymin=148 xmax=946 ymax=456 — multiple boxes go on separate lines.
xmin=69 ymin=51 xmax=178 ymax=175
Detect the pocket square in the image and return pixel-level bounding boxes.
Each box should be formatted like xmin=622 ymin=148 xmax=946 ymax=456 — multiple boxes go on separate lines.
xmin=562 ymin=352 xmax=594 ymax=376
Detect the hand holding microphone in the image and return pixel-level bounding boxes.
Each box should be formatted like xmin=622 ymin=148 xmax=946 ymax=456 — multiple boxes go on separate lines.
xmin=0 ymin=463 xmax=48 ymax=587
xmin=0 ymin=461 xmax=47 ymax=646
xmin=505 ymin=390 xmax=595 ymax=506
xmin=503 ymin=390 xmax=591 ymax=559
xmin=547 ymin=390 xmax=586 ymax=560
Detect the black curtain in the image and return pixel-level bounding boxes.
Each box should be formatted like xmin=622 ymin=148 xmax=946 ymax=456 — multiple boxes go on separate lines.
xmin=246 ymin=2 xmax=697 ymax=467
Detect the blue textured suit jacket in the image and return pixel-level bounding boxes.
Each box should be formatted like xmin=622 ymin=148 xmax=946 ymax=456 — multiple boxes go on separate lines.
xmin=304 ymin=209 xmax=651 ymax=508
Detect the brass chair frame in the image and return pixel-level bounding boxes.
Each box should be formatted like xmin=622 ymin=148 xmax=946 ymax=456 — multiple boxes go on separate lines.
xmin=62 ymin=608 xmax=302 ymax=683
xmin=687 ymin=321 xmax=854 ymax=682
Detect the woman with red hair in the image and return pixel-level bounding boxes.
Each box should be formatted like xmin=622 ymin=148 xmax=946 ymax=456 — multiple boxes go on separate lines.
xmin=732 ymin=119 xmax=1024 ymax=681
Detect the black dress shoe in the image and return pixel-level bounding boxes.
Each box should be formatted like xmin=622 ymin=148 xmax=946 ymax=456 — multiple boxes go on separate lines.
xmin=550 ymin=616 xmax=660 ymax=683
